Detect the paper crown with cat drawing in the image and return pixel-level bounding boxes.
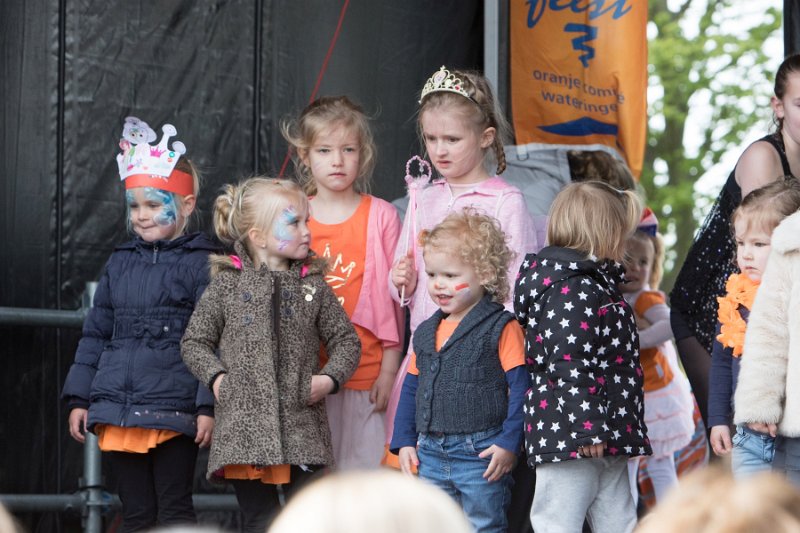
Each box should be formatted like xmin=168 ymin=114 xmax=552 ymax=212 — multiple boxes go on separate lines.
xmin=116 ymin=116 xmax=193 ymax=196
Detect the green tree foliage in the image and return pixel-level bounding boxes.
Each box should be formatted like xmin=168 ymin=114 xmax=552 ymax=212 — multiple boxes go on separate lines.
xmin=643 ymin=0 xmax=781 ymax=291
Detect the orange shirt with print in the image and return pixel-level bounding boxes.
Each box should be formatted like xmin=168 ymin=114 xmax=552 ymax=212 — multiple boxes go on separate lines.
xmin=310 ymin=195 xmax=382 ymax=390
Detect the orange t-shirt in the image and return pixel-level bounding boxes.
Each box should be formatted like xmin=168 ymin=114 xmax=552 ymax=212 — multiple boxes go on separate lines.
xmin=408 ymin=319 xmax=525 ymax=375
xmin=95 ymin=425 xmax=180 ymax=453
xmin=634 ymin=291 xmax=674 ymax=392
xmin=311 ymin=195 xmax=383 ymax=390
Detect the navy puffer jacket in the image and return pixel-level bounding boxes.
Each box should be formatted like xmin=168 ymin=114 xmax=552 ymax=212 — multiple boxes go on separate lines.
xmin=62 ymin=232 xmax=218 ymax=437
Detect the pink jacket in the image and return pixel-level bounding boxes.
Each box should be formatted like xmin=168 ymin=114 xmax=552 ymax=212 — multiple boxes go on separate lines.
xmin=390 ymin=176 xmax=538 ymax=337
xmin=352 ymin=196 xmax=404 ymax=349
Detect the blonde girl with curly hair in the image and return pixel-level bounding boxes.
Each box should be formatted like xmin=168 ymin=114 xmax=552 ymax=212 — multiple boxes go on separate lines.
xmin=390 ymin=208 xmax=530 ymax=533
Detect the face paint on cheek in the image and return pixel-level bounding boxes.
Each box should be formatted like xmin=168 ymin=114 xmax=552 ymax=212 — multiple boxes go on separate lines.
xmin=273 ymin=205 xmax=298 ymax=251
xmin=125 ymin=190 xmax=136 ymax=223
xmin=145 ymin=187 xmax=177 ymax=227
xmin=454 ymin=283 xmax=471 ymax=296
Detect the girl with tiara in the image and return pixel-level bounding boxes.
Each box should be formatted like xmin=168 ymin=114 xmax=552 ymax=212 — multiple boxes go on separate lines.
xmin=282 ymin=96 xmax=404 ymax=470
xmin=387 ymin=65 xmax=536 ymax=466
xmin=181 ymin=178 xmax=360 ymax=532
xmin=515 ymin=181 xmax=651 ymax=533
xmin=63 ymin=116 xmax=217 ymax=532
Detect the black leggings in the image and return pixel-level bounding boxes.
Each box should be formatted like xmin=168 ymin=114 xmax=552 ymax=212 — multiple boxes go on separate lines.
xmin=230 ymin=465 xmax=320 ymax=533
xmin=107 ymin=434 xmax=198 ymax=533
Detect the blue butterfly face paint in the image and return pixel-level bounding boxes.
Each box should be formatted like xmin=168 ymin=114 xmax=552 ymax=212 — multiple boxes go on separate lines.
xmin=262 ymin=203 xmax=310 ymax=268
xmin=274 ymin=205 xmax=298 ymax=251
xmin=126 ymin=187 xmax=180 ymax=242
xmin=145 ymin=187 xmax=177 ymax=227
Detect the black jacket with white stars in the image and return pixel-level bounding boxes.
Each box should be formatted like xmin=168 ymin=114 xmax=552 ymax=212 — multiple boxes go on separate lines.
xmin=515 ymin=246 xmax=651 ymax=466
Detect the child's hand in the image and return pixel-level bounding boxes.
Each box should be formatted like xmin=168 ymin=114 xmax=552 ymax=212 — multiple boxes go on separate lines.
xmin=709 ymin=425 xmax=733 ymax=456
xmin=747 ymin=422 xmax=778 ymax=438
xmin=398 ymin=446 xmax=419 ymax=476
xmin=392 ymin=253 xmax=417 ymax=296
xmin=635 ymin=315 xmax=651 ymax=330
xmin=578 ymin=442 xmax=607 ymax=458
xmin=479 ymin=445 xmax=517 ymax=482
xmin=68 ymin=408 xmax=88 ymax=443
xmin=369 ymin=369 xmax=396 ymax=412
xmin=195 ymin=415 xmax=214 ymax=448
xmin=212 ymin=373 xmax=225 ymax=402
xmin=308 ymin=375 xmax=335 ymax=405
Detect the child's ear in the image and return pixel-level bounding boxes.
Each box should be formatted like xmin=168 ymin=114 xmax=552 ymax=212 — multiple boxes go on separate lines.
xmin=480 ymin=127 xmax=496 ymax=149
xmin=247 ymin=227 xmax=268 ymax=249
xmin=179 ymin=194 xmax=197 ymax=218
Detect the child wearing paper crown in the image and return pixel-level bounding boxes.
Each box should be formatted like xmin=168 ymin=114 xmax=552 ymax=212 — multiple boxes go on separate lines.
xmin=62 ymin=116 xmax=217 ymax=532
xmin=390 ymin=209 xmax=529 ymax=533
xmin=181 ymin=177 xmax=360 ymax=532
xmin=708 ymin=179 xmax=800 ymax=478
xmin=281 ymin=96 xmax=404 ymax=470
xmin=386 ymin=66 xmax=537 ymax=468
xmin=620 ymin=208 xmax=694 ymax=504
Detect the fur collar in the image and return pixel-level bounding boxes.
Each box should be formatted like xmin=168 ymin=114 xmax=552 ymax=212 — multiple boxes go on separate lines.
xmin=772 ymin=211 xmax=800 ymax=254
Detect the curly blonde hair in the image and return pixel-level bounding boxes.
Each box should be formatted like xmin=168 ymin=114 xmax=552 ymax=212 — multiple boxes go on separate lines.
xmin=418 ymin=208 xmax=514 ymax=303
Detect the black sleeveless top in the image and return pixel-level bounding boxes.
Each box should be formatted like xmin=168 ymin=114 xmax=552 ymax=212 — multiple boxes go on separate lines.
xmin=670 ymin=133 xmax=793 ymax=352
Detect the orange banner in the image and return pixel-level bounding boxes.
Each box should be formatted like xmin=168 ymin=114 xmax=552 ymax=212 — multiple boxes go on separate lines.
xmin=510 ymin=0 xmax=648 ymax=177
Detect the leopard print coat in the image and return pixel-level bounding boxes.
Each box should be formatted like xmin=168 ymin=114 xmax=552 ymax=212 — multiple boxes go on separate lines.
xmin=181 ymin=243 xmax=360 ymax=481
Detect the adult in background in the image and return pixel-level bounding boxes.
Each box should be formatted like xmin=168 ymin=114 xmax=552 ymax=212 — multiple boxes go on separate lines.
xmin=669 ymin=53 xmax=800 ymax=425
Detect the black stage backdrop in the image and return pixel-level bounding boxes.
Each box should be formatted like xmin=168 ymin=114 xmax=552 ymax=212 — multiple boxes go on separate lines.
xmin=0 ymin=1 xmax=481 ymax=530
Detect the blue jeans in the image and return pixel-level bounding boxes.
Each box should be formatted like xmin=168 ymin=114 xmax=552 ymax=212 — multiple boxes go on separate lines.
xmin=417 ymin=426 xmax=513 ymax=533
xmin=731 ymin=425 xmax=775 ymax=478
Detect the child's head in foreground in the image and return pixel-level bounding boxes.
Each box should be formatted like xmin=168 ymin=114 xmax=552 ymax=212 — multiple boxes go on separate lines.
xmin=269 ymin=470 xmax=472 ymax=533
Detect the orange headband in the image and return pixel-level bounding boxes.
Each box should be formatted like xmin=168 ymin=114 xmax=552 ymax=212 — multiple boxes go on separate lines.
xmin=124 ymin=169 xmax=194 ymax=196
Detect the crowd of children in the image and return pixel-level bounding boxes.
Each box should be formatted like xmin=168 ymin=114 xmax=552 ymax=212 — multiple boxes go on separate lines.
xmin=60 ymin=56 xmax=800 ymax=533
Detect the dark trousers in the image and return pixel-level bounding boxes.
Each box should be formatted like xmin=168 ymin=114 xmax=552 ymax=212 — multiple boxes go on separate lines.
xmin=230 ymin=465 xmax=320 ymax=533
xmin=107 ymin=434 xmax=198 ymax=533
xmin=507 ymin=453 xmax=535 ymax=533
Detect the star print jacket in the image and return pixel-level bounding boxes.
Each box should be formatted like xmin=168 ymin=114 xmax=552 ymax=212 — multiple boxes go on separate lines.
xmin=515 ymin=246 xmax=651 ymax=466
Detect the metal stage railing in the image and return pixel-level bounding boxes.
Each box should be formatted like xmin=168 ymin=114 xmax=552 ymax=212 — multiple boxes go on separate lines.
xmin=0 ymin=284 xmax=238 ymax=532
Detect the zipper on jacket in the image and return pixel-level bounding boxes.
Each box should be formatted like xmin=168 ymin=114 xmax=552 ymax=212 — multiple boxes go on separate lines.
xmin=152 ymin=244 xmax=159 ymax=264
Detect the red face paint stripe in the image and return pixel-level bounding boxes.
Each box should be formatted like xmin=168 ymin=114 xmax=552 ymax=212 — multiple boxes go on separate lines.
xmin=455 ymin=283 xmax=470 ymax=291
